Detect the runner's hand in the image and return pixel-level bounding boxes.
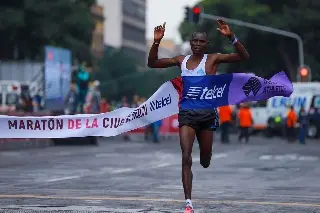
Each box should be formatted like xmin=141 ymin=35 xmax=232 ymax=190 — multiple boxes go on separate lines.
xmin=154 ymin=22 xmax=166 ymax=42
xmin=216 ymin=19 xmax=233 ymax=37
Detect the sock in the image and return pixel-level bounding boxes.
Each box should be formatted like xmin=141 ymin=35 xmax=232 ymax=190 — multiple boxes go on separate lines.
xmin=186 ymin=199 xmax=193 ymax=208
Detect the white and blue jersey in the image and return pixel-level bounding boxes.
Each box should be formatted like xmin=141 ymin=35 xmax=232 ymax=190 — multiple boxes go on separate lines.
xmin=178 ymin=54 xmax=220 ymax=131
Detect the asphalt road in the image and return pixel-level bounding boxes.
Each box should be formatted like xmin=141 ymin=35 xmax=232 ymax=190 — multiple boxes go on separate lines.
xmin=0 ymin=134 xmax=319 ymax=213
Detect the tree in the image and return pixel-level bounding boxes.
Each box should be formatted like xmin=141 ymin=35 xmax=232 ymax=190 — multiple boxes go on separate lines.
xmin=179 ymin=0 xmax=320 ymax=81
xmin=95 ymin=46 xmax=181 ymax=101
xmin=179 ymin=0 xmax=271 ymax=75
xmin=94 ymin=47 xmax=139 ymax=100
xmin=0 ymin=0 xmax=95 ymax=64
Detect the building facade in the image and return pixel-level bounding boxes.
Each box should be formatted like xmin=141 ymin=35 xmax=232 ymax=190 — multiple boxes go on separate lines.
xmin=90 ymin=4 xmax=105 ymax=59
xmin=97 ymin=0 xmax=147 ymax=65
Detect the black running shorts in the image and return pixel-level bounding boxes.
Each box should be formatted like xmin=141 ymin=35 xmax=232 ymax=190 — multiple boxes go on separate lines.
xmin=178 ymin=108 xmax=220 ymax=131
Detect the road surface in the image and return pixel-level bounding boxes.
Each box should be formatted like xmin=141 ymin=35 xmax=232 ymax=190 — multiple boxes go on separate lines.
xmin=0 ymin=135 xmax=319 ymax=212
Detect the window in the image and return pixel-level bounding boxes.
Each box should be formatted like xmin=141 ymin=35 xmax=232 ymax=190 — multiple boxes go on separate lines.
xmin=6 ymin=93 xmax=19 ymax=106
xmin=314 ymin=96 xmax=320 ymax=108
xmin=250 ymin=100 xmax=267 ymax=108
xmin=122 ymin=23 xmax=146 ymax=44
xmin=122 ymin=1 xmax=145 ymax=20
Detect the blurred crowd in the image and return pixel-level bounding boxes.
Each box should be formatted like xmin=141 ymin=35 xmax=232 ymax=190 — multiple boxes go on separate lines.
xmin=63 ymin=80 xmax=161 ymax=143
xmin=218 ymin=103 xmax=309 ymax=145
xmin=64 ymin=81 xmax=148 ymax=115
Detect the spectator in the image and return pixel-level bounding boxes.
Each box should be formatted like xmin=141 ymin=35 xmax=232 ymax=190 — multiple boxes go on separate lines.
xmin=131 ymin=94 xmax=140 ymax=108
xmin=117 ymin=96 xmax=129 ymax=108
xmin=18 ymin=87 xmax=33 ymax=112
xmin=32 ymin=91 xmax=42 ymax=112
xmin=76 ymin=64 xmax=91 ymax=113
xmin=218 ymin=105 xmax=233 ymax=144
xmin=138 ymin=97 xmax=146 ymax=106
xmin=152 ymin=119 xmax=163 ymax=143
xmin=286 ymin=105 xmax=297 ymax=142
xmin=298 ymin=107 xmax=307 ymax=144
xmin=84 ymin=80 xmax=101 ymax=114
xmin=100 ymin=98 xmax=110 ymax=113
xmin=237 ymin=103 xmax=253 ymax=143
xmin=64 ymin=83 xmax=79 ymax=115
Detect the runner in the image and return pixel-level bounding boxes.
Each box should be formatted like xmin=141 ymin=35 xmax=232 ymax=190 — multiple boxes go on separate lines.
xmin=147 ymin=20 xmax=249 ymax=213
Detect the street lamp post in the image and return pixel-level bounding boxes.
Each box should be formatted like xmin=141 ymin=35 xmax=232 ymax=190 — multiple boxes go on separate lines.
xmin=201 ymin=13 xmax=304 ymax=67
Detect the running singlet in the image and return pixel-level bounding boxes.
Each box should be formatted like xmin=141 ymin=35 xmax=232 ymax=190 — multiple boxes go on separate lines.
xmin=180 ymin=54 xmax=207 ymax=77
xmin=178 ymin=54 xmax=219 ymax=131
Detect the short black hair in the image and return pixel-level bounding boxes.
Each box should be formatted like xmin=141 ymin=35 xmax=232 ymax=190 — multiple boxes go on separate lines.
xmin=191 ymin=31 xmax=208 ymax=40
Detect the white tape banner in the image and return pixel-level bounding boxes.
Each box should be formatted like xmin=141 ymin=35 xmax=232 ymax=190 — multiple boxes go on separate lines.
xmin=0 ymin=82 xmax=179 ymax=138
xmin=0 ymin=71 xmax=293 ymax=138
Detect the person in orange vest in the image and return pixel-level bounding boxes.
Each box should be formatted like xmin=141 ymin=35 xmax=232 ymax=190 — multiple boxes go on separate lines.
xmin=286 ymin=106 xmax=297 ymax=142
xmin=218 ymin=105 xmax=233 ymax=143
xmin=237 ymin=103 xmax=253 ymax=143
xmin=100 ymin=98 xmax=110 ymax=113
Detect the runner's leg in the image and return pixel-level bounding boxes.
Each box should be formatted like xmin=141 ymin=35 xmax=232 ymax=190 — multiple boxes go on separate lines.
xmin=196 ymin=129 xmax=213 ymax=168
xmin=179 ymin=125 xmax=196 ymax=200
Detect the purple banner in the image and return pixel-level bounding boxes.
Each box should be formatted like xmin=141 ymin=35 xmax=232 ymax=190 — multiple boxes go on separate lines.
xmin=228 ymin=71 xmax=293 ymax=104
xmin=171 ymin=71 xmax=293 ymax=109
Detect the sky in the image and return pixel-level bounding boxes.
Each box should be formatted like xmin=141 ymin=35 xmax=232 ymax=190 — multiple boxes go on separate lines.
xmin=146 ymin=0 xmax=199 ymax=44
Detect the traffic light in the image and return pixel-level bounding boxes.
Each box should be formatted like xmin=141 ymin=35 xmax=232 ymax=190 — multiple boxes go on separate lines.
xmin=183 ymin=5 xmax=202 ymax=24
xmin=184 ymin=6 xmax=191 ymax=22
xmin=297 ymin=65 xmax=311 ymax=82
xmin=192 ymin=6 xmax=201 ymax=24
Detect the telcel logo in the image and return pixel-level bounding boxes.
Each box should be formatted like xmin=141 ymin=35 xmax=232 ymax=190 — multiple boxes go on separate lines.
xmin=186 ymin=84 xmax=226 ymax=100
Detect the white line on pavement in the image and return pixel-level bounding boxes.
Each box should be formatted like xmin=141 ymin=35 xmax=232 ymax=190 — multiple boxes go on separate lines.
xmin=259 ymin=154 xmax=319 ymax=161
xmin=41 ymin=153 xmax=228 ymax=183
xmin=46 ymin=176 xmax=81 ymax=182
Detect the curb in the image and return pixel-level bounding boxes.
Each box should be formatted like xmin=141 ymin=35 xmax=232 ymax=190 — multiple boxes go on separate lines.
xmin=0 ymin=139 xmax=53 ymax=151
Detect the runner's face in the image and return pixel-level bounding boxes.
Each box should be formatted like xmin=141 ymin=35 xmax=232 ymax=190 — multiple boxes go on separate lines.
xmin=190 ymin=33 xmax=208 ymax=54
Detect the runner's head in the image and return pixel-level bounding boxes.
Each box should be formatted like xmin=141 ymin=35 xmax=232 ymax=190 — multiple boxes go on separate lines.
xmin=190 ymin=32 xmax=208 ymax=55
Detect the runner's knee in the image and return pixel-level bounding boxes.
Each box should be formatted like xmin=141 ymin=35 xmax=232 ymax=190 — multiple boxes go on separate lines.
xmin=182 ymin=152 xmax=192 ymax=167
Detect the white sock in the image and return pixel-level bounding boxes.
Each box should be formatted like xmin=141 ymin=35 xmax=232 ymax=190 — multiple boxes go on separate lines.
xmin=186 ymin=199 xmax=193 ymax=208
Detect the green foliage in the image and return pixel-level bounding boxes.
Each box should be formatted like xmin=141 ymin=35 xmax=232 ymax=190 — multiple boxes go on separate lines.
xmin=94 ymin=47 xmax=180 ymax=101
xmin=0 ymin=0 xmax=95 ymax=63
xmin=179 ymin=0 xmax=320 ymax=81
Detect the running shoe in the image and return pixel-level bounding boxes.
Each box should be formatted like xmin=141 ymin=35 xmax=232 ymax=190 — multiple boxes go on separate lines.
xmin=184 ymin=205 xmax=194 ymax=213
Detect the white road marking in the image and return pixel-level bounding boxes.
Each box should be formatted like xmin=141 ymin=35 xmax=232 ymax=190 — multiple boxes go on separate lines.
xmin=0 ymin=152 xmax=21 ymax=157
xmin=298 ymin=156 xmax=319 ymax=161
xmin=110 ymin=168 xmax=135 ymax=174
xmin=56 ymin=151 xmax=71 ymax=156
xmin=46 ymin=176 xmax=81 ymax=182
xmin=213 ymin=153 xmax=227 ymax=159
xmin=1 ymin=205 xmax=146 ymax=212
xmin=259 ymin=155 xmax=272 ymax=160
xmin=40 ymin=152 xmax=228 ymax=183
xmin=84 ymin=200 xmax=102 ymax=204
xmin=259 ymin=154 xmax=319 ymax=161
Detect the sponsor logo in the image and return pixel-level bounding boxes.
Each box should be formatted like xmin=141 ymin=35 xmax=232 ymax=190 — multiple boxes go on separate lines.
xmin=197 ymin=68 xmax=205 ymax=75
xmin=185 ymin=87 xmax=202 ymax=99
xmin=242 ymin=77 xmax=262 ymax=97
xmin=271 ymin=96 xmax=306 ymax=108
xmin=262 ymin=79 xmax=287 ymax=94
xmin=186 ymin=84 xmax=227 ymax=100
xmin=263 ymin=85 xmax=287 ymax=94
xmin=150 ymin=94 xmax=171 ymax=111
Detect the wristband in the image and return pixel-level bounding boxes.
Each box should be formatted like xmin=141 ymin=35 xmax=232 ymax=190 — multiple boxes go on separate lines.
xmin=153 ymin=41 xmax=160 ymax=45
xmin=229 ymin=34 xmax=238 ymax=45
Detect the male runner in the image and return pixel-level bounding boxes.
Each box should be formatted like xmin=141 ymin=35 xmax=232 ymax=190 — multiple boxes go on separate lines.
xmin=147 ymin=20 xmax=249 ymax=213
